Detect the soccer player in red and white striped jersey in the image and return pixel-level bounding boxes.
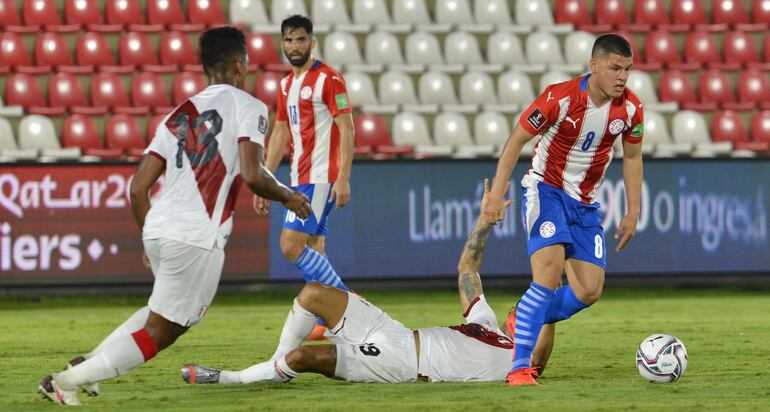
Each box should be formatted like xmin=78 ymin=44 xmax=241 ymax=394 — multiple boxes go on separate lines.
xmin=484 ymin=34 xmax=645 ymax=387
xmin=253 ymin=15 xmax=354 ymax=339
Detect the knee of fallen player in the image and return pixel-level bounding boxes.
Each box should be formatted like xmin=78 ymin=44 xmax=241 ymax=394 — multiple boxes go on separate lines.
xmin=286 ymin=346 xmax=337 ymax=376
xmin=296 ymin=282 xmax=330 ymax=312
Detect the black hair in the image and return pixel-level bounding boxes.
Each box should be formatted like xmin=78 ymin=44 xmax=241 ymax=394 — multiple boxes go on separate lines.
xmin=199 ymin=26 xmax=246 ymax=74
xmin=591 ymin=34 xmax=633 ymax=59
xmin=281 ymin=14 xmax=313 ymax=36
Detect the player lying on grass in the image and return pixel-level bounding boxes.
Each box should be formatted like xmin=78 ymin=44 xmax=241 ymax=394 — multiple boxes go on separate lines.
xmin=182 ymin=180 xmax=556 ymax=384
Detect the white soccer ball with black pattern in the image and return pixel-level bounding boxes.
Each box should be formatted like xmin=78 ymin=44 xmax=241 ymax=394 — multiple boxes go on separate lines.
xmin=636 ymin=333 xmax=688 ymax=383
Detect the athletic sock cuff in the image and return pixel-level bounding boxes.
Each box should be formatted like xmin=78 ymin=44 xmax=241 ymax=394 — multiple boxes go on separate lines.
xmin=275 ymin=356 xmax=300 ymax=379
xmin=292 ymin=298 xmax=317 ymax=319
xmin=131 ymin=329 xmax=159 ymax=361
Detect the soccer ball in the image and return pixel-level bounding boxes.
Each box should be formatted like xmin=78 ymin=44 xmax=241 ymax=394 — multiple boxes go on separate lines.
xmin=636 ymin=333 xmax=688 ymax=383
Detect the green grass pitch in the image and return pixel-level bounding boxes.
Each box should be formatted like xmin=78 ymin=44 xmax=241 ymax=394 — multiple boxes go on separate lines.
xmin=1 ymin=287 xmax=769 ymax=411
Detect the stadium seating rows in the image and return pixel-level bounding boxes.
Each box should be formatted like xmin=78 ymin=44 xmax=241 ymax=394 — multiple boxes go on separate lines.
xmin=1 ymin=0 xmax=770 ymax=161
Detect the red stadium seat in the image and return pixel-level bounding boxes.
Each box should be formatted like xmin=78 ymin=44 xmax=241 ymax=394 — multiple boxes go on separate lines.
xmin=188 ymin=0 xmax=226 ymax=26
xmin=712 ymin=0 xmax=749 ymax=26
xmin=658 ymin=69 xmax=698 ymax=105
xmin=670 ymin=0 xmax=723 ymax=30
xmin=131 ymin=72 xmax=172 ymax=112
xmin=173 ymin=71 xmax=206 ymax=104
xmin=5 ymin=73 xmax=46 ymax=108
xmin=106 ymin=114 xmax=145 ymax=152
xmin=595 ymin=0 xmax=630 ymax=28
xmin=711 ymin=110 xmax=748 ymax=143
xmin=683 ymin=31 xmax=738 ymax=70
xmin=0 ymin=32 xmax=32 ymax=67
xmin=354 ymin=114 xmax=413 ymax=157
xmin=555 ymin=0 xmax=605 ymax=31
xmin=105 ymin=0 xmax=144 ymax=25
xmin=48 ymin=72 xmax=88 ymax=108
xmin=736 ymin=70 xmax=770 ymax=109
xmin=34 ymin=32 xmax=73 ymax=67
xmin=643 ymin=31 xmax=688 ymax=69
xmin=148 ymin=0 xmax=186 ymax=26
xmin=0 ymin=0 xmax=21 ymax=26
xmin=697 ymin=69 xmax=739 ymax=108
xmin=253 ymin=72 xmax=283 ymax=109
xmin=633 ymin=0 xmax=669 ymax=27
xmin=245 ymin=32 xmax=282 ymax=71
xmin=90 ymin=72 xmax=130 ymax=109
xmin=64 ymin=0 xmax=103 ymax=25
xmin=723 ymin=31 xmax=767 ymax=69
xmin=753 ymin=0 xmax=770 ymax=25
xmin=75 ymin=32 xmax=115 ymax=67
xmin=119 ymin=32 xmax=173 ymax=72
xmin=23 ymin=0 xmax=62 ymax=27
xmin=159 ymin=31 xmax=198 ymax=67
xmin=750 ymin=110 xmax=770 ymax=148
xmin=61 ymin=114 xmax=126 ymax=158
xmin=146 ymin=114 xmax=167 ymax=144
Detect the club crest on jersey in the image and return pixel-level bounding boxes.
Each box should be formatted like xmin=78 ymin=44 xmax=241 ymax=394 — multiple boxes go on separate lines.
xmin=527 ymin=108 xmax=546 ymax=130
xmin=539 ymin=221 xmax=556 ymax=238
xmin=609 ymin=119 xmax=626 ymax=135
xmin=300 ymin=86 xmax=313 ymax=100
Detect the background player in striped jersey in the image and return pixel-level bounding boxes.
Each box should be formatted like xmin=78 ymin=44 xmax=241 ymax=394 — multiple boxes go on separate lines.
xmin=253 ymin=15 xmax=355 ymax=339
xmin=483 ymin=34 xmax=645 ymax=386
xmin=38 ymin=27 xmax=311 ymax=406
xmin=181 ymin=180 xmax=556 ymax=385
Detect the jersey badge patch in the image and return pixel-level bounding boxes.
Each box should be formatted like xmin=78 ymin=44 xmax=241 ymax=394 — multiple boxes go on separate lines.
xmin=258 ymin=115 xmax=268 ymax=134
xmin=335 ymin=93 xmax=349 ymax=109
xmin=630 ymin=123 xmax=644 ymax=137
xmin=526 ymin=108 xmax=546 ymax=130
xmin=539 ymin=221 xmax=556 ymax=238
xmin=609 ymin=119 xmax=626 ymax=135
xmin=300 ymin=86 xmax=313 ymax=100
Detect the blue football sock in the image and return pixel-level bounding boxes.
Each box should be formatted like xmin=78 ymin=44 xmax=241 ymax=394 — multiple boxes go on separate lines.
xmin=512 ymin=282 xmax=555 ymax=371
xmin=294 ymin=247 xmax=348 ymax=292
xmin=543 ymin=285 xmax=590 ymax=324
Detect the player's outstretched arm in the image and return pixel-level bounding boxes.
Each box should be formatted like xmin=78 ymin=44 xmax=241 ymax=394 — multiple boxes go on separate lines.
xmin=485 ymin=125 xmax=534 ymax=225
xmin=129 ymin=154 xmax=165 ymax=229
xmin=457 ymin=179 xmax=513 ymax=309
xmin=240 ymin=141 xmax=311 ymax=219
xmin=615 ymin=138 xmax=643 ymax=252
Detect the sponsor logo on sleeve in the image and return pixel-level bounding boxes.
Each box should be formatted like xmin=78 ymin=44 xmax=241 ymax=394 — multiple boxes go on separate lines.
xmin=258 ymin=115 xmax=268 ymax=134
xmin=526 ymin=108 xmax=546 ymax=130
xmin=630 ymin=123 xmax=644 ymax=138
xmin=335 ymin=93 xmax=350 ymax=110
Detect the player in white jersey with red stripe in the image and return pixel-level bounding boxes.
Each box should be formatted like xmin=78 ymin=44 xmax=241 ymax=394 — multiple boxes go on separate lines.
xmin=182 ymin=180 xmax=557 ymax=385
xmin=38 ymin=27 xmax=311 ymax=406
xmin=253 ymin=15 xmax=355 ymax=339
xmin=484 ymin=34 xmax=645 ymax=387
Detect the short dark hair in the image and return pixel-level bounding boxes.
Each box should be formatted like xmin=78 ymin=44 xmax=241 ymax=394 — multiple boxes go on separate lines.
xmin=199 ymin=26 xmax=246 ymax=74
xmin=591 ymin=34 xmax=633 ymax=59
xmin=281 ymin=14 xmax=313 ymax=36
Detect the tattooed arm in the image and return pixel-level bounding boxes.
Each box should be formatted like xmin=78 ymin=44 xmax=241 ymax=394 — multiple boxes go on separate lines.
xmin=457 ymin=216 xmax=491 ymax=310
xmin=457 ymin=178 xmax=513 ymax=310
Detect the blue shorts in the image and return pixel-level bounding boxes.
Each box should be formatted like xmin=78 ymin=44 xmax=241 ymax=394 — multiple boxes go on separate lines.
xmin=283 ymin=183 xmax=335 ymax=236
xmin=521 ymin=182 xmax=606 ymax=269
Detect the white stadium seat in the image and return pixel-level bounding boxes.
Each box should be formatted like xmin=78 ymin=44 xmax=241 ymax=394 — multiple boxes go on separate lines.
xmin=435 ymin=0 xmax=474 ymax=25
xmin=312 ymin=0 xmax=350 ymax=25
xmin=526 ymin=31 xmax=565 ymax=65
xmin=419 ymin=71 xmax=458 ymax=104
xmin=564 ymin=31 xmax=595 ymax=65
xmin=434 ymin=112 xmax=473 ymax=146
xmin=498 ymin=70 xmax=536 ymax=106
xmin=393 ymin=0 xmax=432 ymax=25
xmin=345 ymin=71 xmax=379 ymax=106
xmin=365 ymin=31 xmax=404 ymax=65
xmin=0 ymin=117 xmax=36 ymax=161
xmin=392 ymin=112 xmax=453 ymax=156
xmin=271 ymin=0 xmax=308 ymax=24
xmin=352 ymin=0 xmax=392 ymax=24
xmin=459 ymin=71 xmax=497 ymax=104
xmin=444 ymin=31 xmax=484 ymax=65
xmin=474 ymin=111 xmax=511 ymax=147
xmin=538 ymin=70 xmax=571 ymax=92
xmin=475 ymin=0 xmax=512 ymax=24
xmin=323 ymin=31 xmax=363 ymax=65
xmin=670 ymin=111 xmax=731 ymax=157
xmin=405 ymin=31 xmax=445 ymax=64
xmin=487 ymin=31 xmax=527 ymax=66
xmin=379 ymin=71 xmax=419 ymax=105
xmin=19 ymin=115 xmax=80 ymax=160
xmin=229 ymin=0 xmax=269 ymax=27
xmin=626 ymin=71 xmax=678 ymax=113
xmin=515 ymin=0 xmax=554 ymax=26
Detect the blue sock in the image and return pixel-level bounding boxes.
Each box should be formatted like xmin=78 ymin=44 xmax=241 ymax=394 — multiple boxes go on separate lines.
xmin=294 ymin=247 xmax=349 ymax=292
xmin=544 ymin=285 xmax=590 ymax=324
xmin=512 ymin=282 xmax=555 ymax=371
